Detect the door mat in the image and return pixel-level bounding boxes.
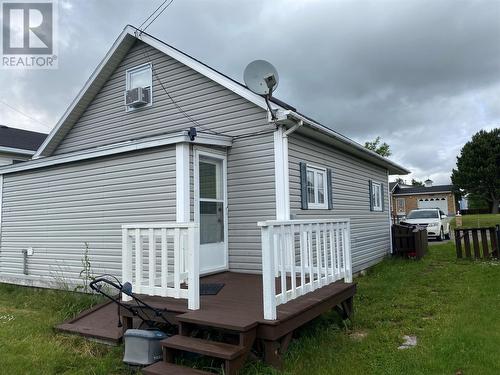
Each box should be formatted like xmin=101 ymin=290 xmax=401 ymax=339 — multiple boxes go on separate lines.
xmin=200 ymin=283 xmax=225 ymax=295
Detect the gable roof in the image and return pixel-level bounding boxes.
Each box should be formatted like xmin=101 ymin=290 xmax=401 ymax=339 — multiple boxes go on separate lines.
xmin=0 ymin=125 xmax=47 ymax=155
xmin=392 ymin=184 xmax=454 ymax=195
xmin=34 ymin=25 xmax=409 ymax=175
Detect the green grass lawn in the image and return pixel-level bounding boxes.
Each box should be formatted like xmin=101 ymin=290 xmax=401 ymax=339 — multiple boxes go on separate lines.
xmin=451 ymin=213 xmax=500 ymax=229
xmin=1 ymin=242 xmax=499 ymax=374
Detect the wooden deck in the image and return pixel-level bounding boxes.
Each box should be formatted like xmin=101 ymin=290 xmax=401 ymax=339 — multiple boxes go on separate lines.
xmin=120 ymin=272 xmax=356 ymax=373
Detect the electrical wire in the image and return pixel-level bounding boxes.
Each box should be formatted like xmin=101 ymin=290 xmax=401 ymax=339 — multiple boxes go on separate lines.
xmin=138 ymin=0 xmax=170 ymax=30
xmin=138 ymin=0 xmax=175 ymax=34
xmin=0 ymin=99 xmax=50 ymax=130
xmin=137 ymin=42 xmax=224 ymax=136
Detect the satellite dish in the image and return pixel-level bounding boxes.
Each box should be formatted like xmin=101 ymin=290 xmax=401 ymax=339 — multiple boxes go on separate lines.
xmin=244 ymin=60 xmax=279 ymax=96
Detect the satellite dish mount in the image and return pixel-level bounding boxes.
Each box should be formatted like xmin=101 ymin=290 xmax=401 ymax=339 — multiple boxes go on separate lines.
xmin=244 ymin=60 xmax=279 ymax=120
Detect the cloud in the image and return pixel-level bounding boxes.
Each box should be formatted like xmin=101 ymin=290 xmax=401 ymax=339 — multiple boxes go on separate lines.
xmin=0 ymin=0 xmax=498 ymax=185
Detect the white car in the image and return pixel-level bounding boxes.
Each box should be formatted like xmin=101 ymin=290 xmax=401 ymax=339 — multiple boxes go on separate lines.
xmin=401 ymin=208 xmax=451 ymax=241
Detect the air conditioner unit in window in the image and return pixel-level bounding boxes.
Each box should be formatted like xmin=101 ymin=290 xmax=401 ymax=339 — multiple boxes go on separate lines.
xmin=125 ymin=87 xmax=150 ymax=108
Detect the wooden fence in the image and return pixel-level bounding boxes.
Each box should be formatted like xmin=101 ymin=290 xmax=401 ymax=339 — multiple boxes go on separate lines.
xmin=454 ymin=225 xmax=499 ymax=259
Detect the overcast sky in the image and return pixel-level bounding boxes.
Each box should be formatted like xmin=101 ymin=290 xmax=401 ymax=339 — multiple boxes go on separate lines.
xmin=1 ymin=0 xmax=499 ymax=184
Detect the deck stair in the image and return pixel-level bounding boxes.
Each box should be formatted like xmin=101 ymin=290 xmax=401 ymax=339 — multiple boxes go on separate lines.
xmin=142 ymin=320 xmax=256 ymax=375
xmin=142 ymin=362 xmax=211 ymax=375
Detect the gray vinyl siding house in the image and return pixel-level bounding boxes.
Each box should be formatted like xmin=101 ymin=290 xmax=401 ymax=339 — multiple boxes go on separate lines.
xmin=0 ymin=25 xmax=408 ymax=288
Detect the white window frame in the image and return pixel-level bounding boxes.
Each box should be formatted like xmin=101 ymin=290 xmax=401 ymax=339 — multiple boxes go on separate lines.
xmin=306 ymin=165 xmax=328 ymax=210
xmin=125 ymin=63 xmax=153 ymax=111
xmin=372 ymin=182 xmax=383 ymax=211
xmin=396 ymin=197 xmax=405 ymax=213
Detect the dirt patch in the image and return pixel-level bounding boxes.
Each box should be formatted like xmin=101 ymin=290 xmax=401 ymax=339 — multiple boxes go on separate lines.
xmin=349 ymin=331 xmax=368 ymax=341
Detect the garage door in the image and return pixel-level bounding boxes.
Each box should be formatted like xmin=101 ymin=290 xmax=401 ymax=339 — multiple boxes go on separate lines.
xmin=417 ymin=197 xmax=448 ymax=213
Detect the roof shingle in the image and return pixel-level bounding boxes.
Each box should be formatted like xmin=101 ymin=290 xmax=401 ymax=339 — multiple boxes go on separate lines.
xmin=0 ymin=125 xmax=47 ymax=151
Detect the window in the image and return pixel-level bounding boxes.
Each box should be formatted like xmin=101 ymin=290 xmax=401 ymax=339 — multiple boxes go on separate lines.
xmin=126 ymin=63 xmax=152 ymax=110
xmin=199 ymin=157 xmax=224 ymax=245
xmin=306 ymin=166 xmax=328 ymax=209
xmin=396 ymin=198 xmax=405 ymax=213
xmin=371 ymin=181 xmax=383 ymax=211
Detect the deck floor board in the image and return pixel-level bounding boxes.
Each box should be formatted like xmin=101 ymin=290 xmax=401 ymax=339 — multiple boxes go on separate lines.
xmin=122 ymin=272 xmax=356 ymax=335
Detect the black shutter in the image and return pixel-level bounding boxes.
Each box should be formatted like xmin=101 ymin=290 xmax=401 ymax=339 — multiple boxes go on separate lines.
xmin=381 ymin=182 xmax=385 ymax=211
xmin=300 ymin=162 xmax=308 ymax=210
xmin=327 ymin=168 xmax=333 ymax=210
xmin=369 ymin=180 xmax=374 ymax=211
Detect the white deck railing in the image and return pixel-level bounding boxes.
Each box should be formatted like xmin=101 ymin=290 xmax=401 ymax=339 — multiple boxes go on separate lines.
xmin=121 ymin=222 xmax=200 ymax=310
xmin=258 ymin=219 xmax=352 ymax=320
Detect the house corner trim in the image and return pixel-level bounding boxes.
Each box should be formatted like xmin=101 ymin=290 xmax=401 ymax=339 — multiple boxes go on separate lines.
xmin=274 ymin=126 xmax=290 ymax=220
xmin=176 ymin=143 xmax=190 ymax=222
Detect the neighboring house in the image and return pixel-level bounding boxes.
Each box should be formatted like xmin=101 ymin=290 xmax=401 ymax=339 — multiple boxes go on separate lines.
xmin=0 ymin=26 xmax=409 ymax=319
xmin=391 ymin=179 xmax=457 ymax=218
xmin=0 ymin=125 xmax=47 ymax=166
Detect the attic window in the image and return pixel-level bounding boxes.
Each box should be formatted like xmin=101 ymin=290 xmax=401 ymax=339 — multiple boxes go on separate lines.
xmin=125 ymin=63 xmax=152 ymax=110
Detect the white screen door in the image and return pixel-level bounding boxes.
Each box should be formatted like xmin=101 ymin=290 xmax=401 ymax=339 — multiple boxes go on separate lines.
xmin=196 ymin=151 xmax=228 ymax=274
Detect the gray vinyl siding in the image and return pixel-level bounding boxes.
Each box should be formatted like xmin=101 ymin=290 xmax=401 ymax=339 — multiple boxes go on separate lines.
xmin=288 ymin=134 xmax=390 ymax=272
xmin=226 ymin=134 xmax=275 ymax=271
xmin=17 ymin=40 xmax=276 ymax=274
xmin=187 ymin=137 xmax=276 ymax=273
xmin=53 ymin=40 xmax=270 ymax=155
xmin=0 ymin=146 xmax=176 ymax=284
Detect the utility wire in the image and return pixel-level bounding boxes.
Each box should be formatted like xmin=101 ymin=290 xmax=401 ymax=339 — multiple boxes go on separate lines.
xmin=138 ymin=0 xmax=175 ymax=34
xmin=135 ymin=1 xmax=277 ymax=140
xmin=0 ymin=99 xmax=50 ymax=130
xmin=138 ymin=0 xmax=169 ymax=30
xmin=138 ymin=42 xmax=223 ymax=136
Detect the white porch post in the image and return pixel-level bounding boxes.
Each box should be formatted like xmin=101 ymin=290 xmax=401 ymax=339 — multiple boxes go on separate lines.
xmin=176 ymin=143 xmax=190 ymax=222
xmin=274 ymin=126 xmax=290 ymax=220
xmin=0 ymin=174 xmax=3 ymax=238
xmin=187 ymin=224 xmax=200 ymax=310
xmin=176 ymin=142 xmax=200 ymax=310
xmin=261 ymin=225 xmax=277 ymax=320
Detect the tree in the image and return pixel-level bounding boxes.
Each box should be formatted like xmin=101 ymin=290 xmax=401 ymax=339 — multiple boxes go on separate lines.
xmin=451 ymin=128 xmax=500 ymax=214
xmin=411 ymin=178 xmax=424 ymax=187
xmin=394 ymin=177 xmax=405 ymax=184
xmin=364 ymin=136 xmax=391 ymax=157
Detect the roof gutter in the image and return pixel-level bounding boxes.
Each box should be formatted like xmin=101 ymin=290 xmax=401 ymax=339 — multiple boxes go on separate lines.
xmin=0 ymin=146 xmax=35 ymax=156
xmin=273 ymin=109 xmax=410 ymax=175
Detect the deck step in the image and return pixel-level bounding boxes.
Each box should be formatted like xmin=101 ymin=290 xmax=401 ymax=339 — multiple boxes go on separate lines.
xmin=162 ymin=335 xmax=246 ymax=360
xmin=178 ymin=310 xmax=259 ymax=332
xmin=142 ymin=361 xmax=211 ymax=375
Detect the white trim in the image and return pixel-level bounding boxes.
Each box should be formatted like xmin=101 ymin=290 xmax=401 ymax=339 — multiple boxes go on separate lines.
xmin=393 ymin=191 xmax=453 ymax=196
xmin=0 ymin=146 xmax=35 ymax=156
xmin=387 ymin=171 xmax=393 ymax=254
xmin=371 ymin=181 xmax=383 ymax=212
xmin=305 ymin=165 xmax=328 ymax=210
xmin=176 ymin=143 xmax=190 ymax=222
xmin=258 ymin=217 xmax=350 ymax=227
xmin=277 ymin=110 xmax=410 ymax=175
xmin=136 ymin=29 xmax=274 ymax=112
xmin=33 ymin=24 xmax=408 ymax=177
xmin=274 ymin=126 xmax=290 ymax=220
xmin=125 ymin=62 xmax=153 ymax=112
xmin=193 ymin=146 xmax=229 ymax=275
xmin=1 ymin=131 xmax=232 ymax=175
xmin=34 ymin=25 xmax=280 ymax=158
xmin=0 ymin=174 xmax=3 ymax=243
xmin=34 ymin=27 xmax=135 ymax=158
